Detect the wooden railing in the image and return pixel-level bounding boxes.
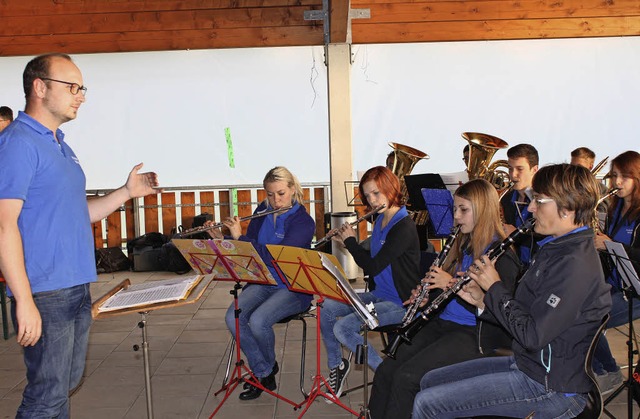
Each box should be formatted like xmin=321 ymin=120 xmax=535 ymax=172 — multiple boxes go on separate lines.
xmin=89 ymin=183 xmax=334 ymax=249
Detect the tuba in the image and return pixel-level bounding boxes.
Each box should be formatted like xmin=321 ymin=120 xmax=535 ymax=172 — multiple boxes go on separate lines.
xmin=462 ymin=132 xmax=511 ymax=194
xmin=388 ymin=142 xmax=429 ymax=198
xmin=388 ymin=142 xmax=430 ymax=225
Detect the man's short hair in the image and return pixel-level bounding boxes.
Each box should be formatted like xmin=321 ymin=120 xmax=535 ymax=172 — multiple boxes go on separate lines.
xmin=571 ymin=147 xmax=596 ymax=161
xmin=507 ymin=143 xmax=539 ymax=168
xmin=23 ymin=53 xmax=73 ymax=99
xmin=0 ymin=106 xmax=13 ymax=122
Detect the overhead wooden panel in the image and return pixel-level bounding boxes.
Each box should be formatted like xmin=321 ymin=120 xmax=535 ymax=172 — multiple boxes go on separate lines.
xmin=0 ymin=0 xmax=639 ymax=57
xmin=0 ymin=0 xmax=324 ymax=56
xmin=351 ymin=0 xmax=640 ymax=42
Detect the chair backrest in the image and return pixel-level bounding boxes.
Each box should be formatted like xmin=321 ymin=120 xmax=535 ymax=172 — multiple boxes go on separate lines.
xmin=576 ymin=313 xmax=610 ymax=419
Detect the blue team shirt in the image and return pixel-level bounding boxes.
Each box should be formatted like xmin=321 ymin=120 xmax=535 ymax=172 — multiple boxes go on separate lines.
xmin=439 ymin=249 xmax=478 ymax=326
xmin=0 ymin=112 xmax=96 ymax=294
xmin=370 ymin=206 xmax=409 ymax=306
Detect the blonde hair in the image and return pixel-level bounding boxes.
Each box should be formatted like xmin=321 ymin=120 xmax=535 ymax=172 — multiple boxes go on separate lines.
xmin=263 ymin=166 xmax=304 ymax=204
xmin=444 ymin=179 xmax=506 ymax=272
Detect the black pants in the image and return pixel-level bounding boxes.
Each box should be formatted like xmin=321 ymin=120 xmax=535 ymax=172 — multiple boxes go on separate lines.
xmin=369 ymin=317 xmax=480 ymax=419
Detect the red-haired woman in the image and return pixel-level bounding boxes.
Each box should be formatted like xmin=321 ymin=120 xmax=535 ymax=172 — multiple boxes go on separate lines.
xmin=593 ymin=150 xmax=640 ymax=393
xmin=319 ymin=166 xmax=421 ymax=400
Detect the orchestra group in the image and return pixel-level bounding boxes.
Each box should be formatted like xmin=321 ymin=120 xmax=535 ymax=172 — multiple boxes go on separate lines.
xmin=0 ymin=53 xmax=639 ymax=418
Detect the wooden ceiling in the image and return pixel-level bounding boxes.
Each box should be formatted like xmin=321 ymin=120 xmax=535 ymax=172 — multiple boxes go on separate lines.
xmin=0 ymin=0 xmax=639 ymax=57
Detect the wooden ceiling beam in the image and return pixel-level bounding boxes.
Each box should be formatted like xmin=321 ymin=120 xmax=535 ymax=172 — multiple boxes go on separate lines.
xmin=354 ymin=0 xmax=640 ymax=24
xmin=352 ymin=15 xmax=640 ymax=43
xmin=0 ymin=26 xmax=324 ymax=56
xmin=330 ymin=0 xmax=351 ymax=43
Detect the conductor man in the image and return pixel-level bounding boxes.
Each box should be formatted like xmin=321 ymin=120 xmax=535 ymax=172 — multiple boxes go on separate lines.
xmin=0 ymin=53 xmax=161 ymax=418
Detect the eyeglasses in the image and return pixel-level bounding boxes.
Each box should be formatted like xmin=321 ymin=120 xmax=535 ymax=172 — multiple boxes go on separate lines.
xmin=533 ymin=197 xmax=555 ymax=205
xmin=40 ymin=78 xmax=87 ymax=96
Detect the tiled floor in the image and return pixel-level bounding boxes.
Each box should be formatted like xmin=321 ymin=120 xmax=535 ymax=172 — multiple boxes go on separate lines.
xmin=0 ymin=271 xmax=637 ymax=418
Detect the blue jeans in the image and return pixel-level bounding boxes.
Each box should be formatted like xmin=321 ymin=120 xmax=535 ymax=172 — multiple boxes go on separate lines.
xmin=593 ymin=287 xmax=640 ymax=374
xmin=11 ymin=283 xmax=92 ymax=419
xmin=413 ymin=356 xmax=587 ymax=419
xmin=320 ymin=292 xmax=404 ymax=370
xmin=225 ymin=285 xmax=308 ymax=378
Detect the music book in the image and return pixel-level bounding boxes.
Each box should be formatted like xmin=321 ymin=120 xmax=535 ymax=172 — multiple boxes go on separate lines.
xmin=319 ymin=253 xmax=379 ymax=330
xmin=98 ymin=275 xmax=203 ymax=313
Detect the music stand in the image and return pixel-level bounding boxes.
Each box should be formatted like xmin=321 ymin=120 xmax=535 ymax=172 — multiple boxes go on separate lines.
xmin=603 ymin=241 xmax=640 ymax=419
xmin=320 ymin=253 xmax=379 ymax=419
xmin=404 ymin=174 xmax=448 ymax=248
xmin=266 ymin=245 xmax=361 ymax=418
xmin=92 ymin=275 xmax=213 ymax=419
xmin=421 ymin=188 xmax=454 ymax=238
xmin=172 ymin=239 xmax=299 ymax=417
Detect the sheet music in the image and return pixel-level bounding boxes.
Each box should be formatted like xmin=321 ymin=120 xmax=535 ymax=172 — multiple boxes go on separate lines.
xmin=439 ymin=171 xmax=469 ymax=194
xmin=98 ymin=275 xmax=202 ymax=312
xmin=604 ymin=241 xmax=640 ymax=295
xmin=319 ymin=253 xmax=379 ymax=329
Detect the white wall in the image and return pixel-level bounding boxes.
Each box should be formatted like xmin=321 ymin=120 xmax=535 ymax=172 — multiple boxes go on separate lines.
xmin=352 ymin=37 xmax=640 ymax=176
xmin=0 ymin=36 xmax=638 ymax=189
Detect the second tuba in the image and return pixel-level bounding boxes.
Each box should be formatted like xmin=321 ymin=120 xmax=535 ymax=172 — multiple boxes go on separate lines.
xmin=462 ymin=132 xmax=511 ymax=193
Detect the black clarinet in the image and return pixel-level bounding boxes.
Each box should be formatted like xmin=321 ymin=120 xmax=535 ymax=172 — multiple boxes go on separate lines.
xmin=382 ymin=226 xmax=461 ymax=359
xmin=383 ymin=218 xmax=535 ymax=359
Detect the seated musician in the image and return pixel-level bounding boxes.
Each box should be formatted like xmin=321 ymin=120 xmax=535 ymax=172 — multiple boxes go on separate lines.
xmin=206 ymin=166 xmax=315 ymax=400
xmin=500 ymin=143 xmax=539 ymax=266
xmin=369 ymin=178 xmax=521 ymax=419
xmin=593 ymin=150 xmax=640 ymax=394
xmin=320 ymin=166 xmax=421 ymax=400
xmin=413 ymin=164 xmax=612 ymax=418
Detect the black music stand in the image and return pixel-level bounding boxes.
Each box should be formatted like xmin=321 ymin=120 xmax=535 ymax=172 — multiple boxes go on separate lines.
xmin=171 ymin=239 xmax=299 ymax=417
xmin=602 ymin=241 xmax=640 ymax=419
xmin=404 ymin=174 xmax=448 ymax=248
xmin=267 ymin=245 xmax=361 ymax=418
xmin=320 ymin=253 xmax=379 ymax=419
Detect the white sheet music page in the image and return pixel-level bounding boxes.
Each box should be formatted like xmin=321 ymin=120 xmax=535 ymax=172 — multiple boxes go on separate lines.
xmin=98 ymin=275 xmax=202 ymax=312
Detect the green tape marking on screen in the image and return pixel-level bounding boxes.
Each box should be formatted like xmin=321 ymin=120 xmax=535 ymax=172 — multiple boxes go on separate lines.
xmin=225 ymin=127 xmax=235 ymax=169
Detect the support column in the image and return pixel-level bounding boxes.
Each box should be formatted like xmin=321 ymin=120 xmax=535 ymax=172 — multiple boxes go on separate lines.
xmin=326 ymin=43 xmax=353 ymax=213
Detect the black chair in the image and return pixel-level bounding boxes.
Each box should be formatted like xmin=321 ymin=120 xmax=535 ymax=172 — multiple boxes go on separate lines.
xmin=575 ymin=313 xmax=610 ymax=419
xmin=220 ymin=306 xmax=315 ymax=397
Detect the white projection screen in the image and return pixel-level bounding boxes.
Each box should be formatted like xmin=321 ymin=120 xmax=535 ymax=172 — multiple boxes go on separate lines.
xmin=0 ymin=36 xmax=638 ymax=189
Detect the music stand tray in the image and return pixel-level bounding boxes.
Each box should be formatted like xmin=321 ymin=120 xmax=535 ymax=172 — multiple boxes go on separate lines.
xmin=92 ymin=275 xmax=213 ymax=419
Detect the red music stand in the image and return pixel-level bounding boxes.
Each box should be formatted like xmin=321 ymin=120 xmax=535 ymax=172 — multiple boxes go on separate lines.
xmin=267 ymin=245 xmax=361 ymax=418
xmin=171 ymin=239 xmax=299 ymax=417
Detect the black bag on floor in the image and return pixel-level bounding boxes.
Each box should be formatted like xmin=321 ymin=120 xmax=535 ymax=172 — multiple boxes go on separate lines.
xmin=127 ymin=232 xmax=169 ymax=272
xmin=95 ymin=247 xmax=131 ymax=273
xmin=159 ymin=243 xmax=192 ymax=274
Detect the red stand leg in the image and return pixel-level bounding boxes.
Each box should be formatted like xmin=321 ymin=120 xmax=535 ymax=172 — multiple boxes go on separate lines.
xmin=293 ymin=296 xmax=360 ymax=418
xmin=209 ymin=282 xmax=298 ymax=418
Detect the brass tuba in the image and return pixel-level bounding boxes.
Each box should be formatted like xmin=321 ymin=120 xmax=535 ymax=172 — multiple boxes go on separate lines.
xmin=388 ymin=142 xmax=430 ymax=225
xmin=388 ymin=142 xmax=429 ymax=198
xmin=462 ymin=132 xmax=511 ymax=193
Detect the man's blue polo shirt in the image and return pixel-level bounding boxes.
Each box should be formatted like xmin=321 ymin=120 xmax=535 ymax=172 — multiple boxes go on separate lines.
xmin=0 ymin=112 xmax=96 ymax=294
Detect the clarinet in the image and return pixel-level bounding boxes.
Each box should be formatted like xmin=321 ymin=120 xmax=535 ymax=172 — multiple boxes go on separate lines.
xmin=381 ymin=226 xmax=460 ymax=360
xmin=383 ymin=218 xmax=535 ymax=359
xmin=400 ymin=225 xmax=461 ymax=326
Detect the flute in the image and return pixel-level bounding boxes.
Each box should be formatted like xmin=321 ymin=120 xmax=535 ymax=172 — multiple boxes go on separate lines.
xmin=313 ymin=204 xmax=386 ymax=248
xmin=174 ymin=205 xmax=292 ymax=238
xmin=383 ymin=218 xmax=535 ymax=358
